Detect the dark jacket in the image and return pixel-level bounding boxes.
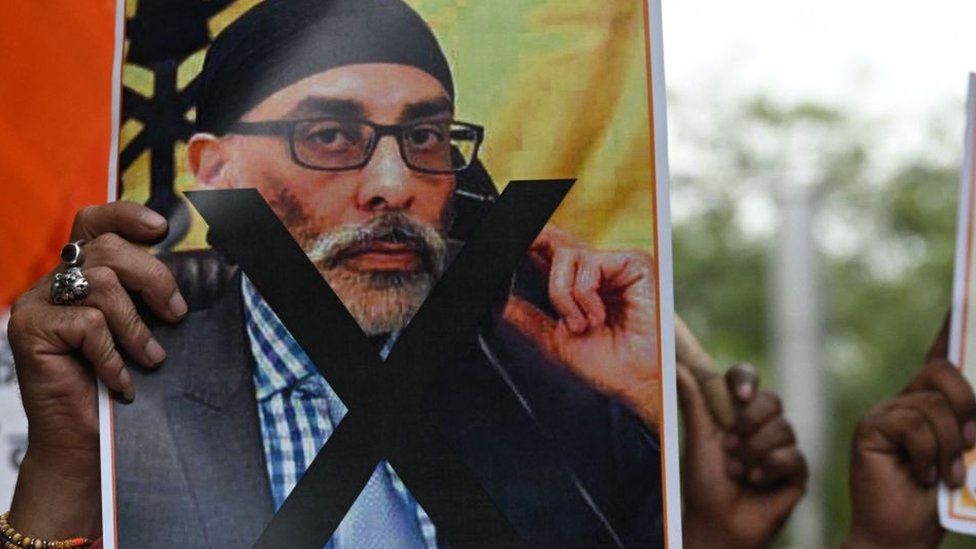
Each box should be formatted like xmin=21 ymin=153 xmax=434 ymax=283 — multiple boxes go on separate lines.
xmin=113 ymin=251 xmax=663 ymax=548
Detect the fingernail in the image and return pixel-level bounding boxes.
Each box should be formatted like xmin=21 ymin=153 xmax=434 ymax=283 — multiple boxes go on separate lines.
xmin=727 ymin=460 xmax=744 ymax=478
xmin=723 ymin=435 xmax=739 ymax=451
xmin=140 ymin=209 xmax=167 ymax=230
xmin=736 ymin=383 xmax=754 ymax=401
xmin=169 ymin=292 xmax=188 ymax=318
xmin=145 ymin=338 xmax=166 ymax=365
xmin=953 ymin=458 xmax=967 ymax=486
xmin=748 ymin=467 xmax=763 ymax=484
xmin=927 ymin=466 xmax=938 ymax=485
xmin=119 ymin=369 xmax=135 ymax=403
xmin=965 ymin=421 xmax=976 ymax=448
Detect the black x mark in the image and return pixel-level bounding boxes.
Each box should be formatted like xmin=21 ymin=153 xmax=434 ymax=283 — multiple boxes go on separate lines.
xmin=186 ymin=180 xmax=572 ymax=548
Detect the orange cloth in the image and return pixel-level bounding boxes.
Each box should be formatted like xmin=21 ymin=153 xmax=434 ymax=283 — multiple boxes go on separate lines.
xmin=0 ymin=1 xmax=116 ymax=307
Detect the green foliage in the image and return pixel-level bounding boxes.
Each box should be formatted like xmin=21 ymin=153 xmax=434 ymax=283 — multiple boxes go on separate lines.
xmin=671 ymin=92 xmax=967 ymax=546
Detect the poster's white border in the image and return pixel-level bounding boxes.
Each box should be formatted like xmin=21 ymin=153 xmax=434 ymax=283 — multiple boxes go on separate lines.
xmin=97 ymin=1 xmax=682 ymax=546
xmin=940 ymin=73 xmax=976 ymax=534
xmin=645 ymin=0 xmax=682 ymax=546
xmin=98 ymin=1 xmax=126 ymax=548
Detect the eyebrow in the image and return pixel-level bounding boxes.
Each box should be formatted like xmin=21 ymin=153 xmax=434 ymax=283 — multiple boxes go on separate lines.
xmin=285 ymin=96 xmax=454 ymax=123
xmin=398 ymin=98 xmax=454 ymax=123
xmin=287 ymin=97 xmax=366 ymax=119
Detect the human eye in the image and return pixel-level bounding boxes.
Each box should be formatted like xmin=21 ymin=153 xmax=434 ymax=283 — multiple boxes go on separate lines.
xmin=405 ymin=123 xmax=448 ymax=151
xmin=299 ymin=120 xmax=363 ymax=151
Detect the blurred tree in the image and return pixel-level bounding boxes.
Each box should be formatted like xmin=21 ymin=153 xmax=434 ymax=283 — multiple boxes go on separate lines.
xmin=670 ymin=91 xmax=965 ymax=546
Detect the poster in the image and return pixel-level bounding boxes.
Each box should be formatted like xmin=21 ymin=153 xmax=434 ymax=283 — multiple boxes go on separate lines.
xmin=942 ymin=73 xmax=976 ymax=535
xmin=99 ymin=0 xmax=679 ymax=547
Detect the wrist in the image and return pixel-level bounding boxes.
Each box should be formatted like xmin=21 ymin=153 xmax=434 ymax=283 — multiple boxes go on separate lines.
xmin=619 ymin=378 xmax=660 ymax=429
xmin=8 ymin=447 xmax=101 ymax=539
xmin=683 ymin=513 xmax=746 ymax=549
xmin=843 ymin=526 xmax=943 ymax=549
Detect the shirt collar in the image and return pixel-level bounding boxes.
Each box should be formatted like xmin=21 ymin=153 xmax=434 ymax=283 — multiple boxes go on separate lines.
xmin=242 ymin=275 xmax=400 ymax=401
xmin=242 ymin=275 xmax=320 ymax=400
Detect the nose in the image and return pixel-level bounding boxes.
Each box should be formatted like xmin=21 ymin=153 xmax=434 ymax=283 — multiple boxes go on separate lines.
xmin=355 ymin=135 xmax=416 ymax=213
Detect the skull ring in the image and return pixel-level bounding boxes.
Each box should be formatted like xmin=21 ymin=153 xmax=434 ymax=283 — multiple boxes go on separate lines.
xmin=51 ymin=267 xmax=90 ymax=306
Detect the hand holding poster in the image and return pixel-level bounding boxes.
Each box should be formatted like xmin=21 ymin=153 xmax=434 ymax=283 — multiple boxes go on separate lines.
xmin=95 ymin=0 xmax=680 ymax=547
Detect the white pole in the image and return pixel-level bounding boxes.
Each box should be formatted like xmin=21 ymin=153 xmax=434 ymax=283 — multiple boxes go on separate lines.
xmin=771 ymin=182 xmax=826 ymax=548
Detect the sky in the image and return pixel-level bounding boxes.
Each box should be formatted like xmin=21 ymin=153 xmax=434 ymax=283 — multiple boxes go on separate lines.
xmin=661 ymin=0 xmax=976 ymax=160
xmin=661 ymin=0 xmax=976 ymax=238
xmin=661 ymin=0 xmax=976 ymax=113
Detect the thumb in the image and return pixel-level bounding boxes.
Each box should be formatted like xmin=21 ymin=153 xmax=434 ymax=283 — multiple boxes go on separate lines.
xmin=725 ymin=363 xmax=759 ymax=405
xmin=501 ymin=295 xmax=561 ymax=361
xmin=677 ymin=363 xmax=721 ymax=442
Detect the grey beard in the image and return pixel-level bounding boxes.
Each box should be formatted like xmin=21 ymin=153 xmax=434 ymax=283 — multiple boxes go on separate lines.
xmin=306 ymin=213 xmax=448 ymax=335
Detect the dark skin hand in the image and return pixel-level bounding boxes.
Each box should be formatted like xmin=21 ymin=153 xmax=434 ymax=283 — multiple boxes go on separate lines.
xmin=6 ymin=202 xmax=185 ymax=539
xmin=845 ymin=320 xmax=976 ymax=549
xmin=679 ymin=363 xmax=808 ymax=549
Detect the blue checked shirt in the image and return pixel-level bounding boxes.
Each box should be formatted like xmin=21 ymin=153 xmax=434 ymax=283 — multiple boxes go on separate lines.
xmin=242 ymin=276 xmax=438 ymax=548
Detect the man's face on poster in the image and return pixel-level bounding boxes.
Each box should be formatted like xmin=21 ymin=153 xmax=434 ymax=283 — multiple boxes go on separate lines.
xmin=189 ymin=63 xmax=458 ymax=334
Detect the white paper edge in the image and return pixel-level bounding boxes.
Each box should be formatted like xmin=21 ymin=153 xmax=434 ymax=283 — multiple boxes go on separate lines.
xmin=94 ymin=1 xmax=682 ymax=546
xmin=939 ymin=73 xmax=976 ymax=535
xmin=646 ymin=0 xmax=682 ymax=546
xmin=98 ymin=1 xmax=126 ymax=547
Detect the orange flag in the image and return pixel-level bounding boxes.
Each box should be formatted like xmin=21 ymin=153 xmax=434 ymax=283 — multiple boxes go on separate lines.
xmin=0 ymin=1 xmax=116 ymax=307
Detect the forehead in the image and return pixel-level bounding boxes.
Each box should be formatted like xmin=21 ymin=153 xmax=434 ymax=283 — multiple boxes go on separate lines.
xmin=242 ymin=63 xmax=452 ymax=121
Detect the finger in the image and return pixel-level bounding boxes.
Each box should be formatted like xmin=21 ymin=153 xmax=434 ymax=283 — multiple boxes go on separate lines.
xmin=548 ymin=248 xmax=586 ymax=333
xmin=676 ymin=363 xmax=721 ymax=442
xmin=81 ymin=266 xmax=166 ymax=368
xmin=84 ymin=232 xmax=187 ymax=322
xmin=45 ymin=305 xmax=135 ymax=402
xmin=725 ymin=362 xmax=759 ymax=404
xmin=526 ymin=227 xmax=579 ymax=270
xmin=869 ymin=406 xmax=941 ymax=485
xmin=529 ymin=226 xmax=581 ymax=256
xmin=735 ymin=390 xmax=783 ymax=436
xmin=70 ymin=201 xmax=168 ymax=242
xmin=925 ymin=312 xmax=951 ymax=362
xmin=906 ymin=359 xmax=976 ymax=436
xmin=747 ymin=446 xmax=808 ymax=489
xmin=573 ymin=256 xmax=607 ymax=328
xmin=733 ymin=416 xmax=796 ymax=466
xmin=891 ymin=392 xmax=967 ymax=487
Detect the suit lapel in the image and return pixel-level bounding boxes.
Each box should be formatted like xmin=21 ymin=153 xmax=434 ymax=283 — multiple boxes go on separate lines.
xmin=167 ymin=271 xmax=274 ymax=547
xmin=434 ymin=326 xmax=625 ymax=548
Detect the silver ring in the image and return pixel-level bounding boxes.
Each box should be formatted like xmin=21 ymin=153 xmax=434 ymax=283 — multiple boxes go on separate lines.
xmin=51 ymin=267 xmax=90 ymax=306
xmin=59 ymin=240 xmax=86 ymax=268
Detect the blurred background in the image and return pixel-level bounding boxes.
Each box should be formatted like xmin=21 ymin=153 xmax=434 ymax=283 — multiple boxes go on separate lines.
xmin=662 ymin=0 xmax=976 ymax=546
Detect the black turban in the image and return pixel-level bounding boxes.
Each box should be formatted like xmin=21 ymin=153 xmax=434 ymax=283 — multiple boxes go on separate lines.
xmin=195 ymin=0 xmax=455 ymax=134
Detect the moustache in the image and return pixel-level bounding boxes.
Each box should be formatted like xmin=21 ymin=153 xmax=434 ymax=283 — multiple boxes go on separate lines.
xmin=307 ymin=213 xmax=448 ymax=274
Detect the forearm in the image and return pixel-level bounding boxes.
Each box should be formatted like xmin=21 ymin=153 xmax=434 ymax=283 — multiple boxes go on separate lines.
xmin=8 ymin=448 xmax=101 ymax=539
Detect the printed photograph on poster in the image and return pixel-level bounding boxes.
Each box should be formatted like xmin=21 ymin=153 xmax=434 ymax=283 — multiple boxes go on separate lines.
xmin=98 ymin=0 xmax=679 ymax=547
xmin=941 ymin=72 xmax=976 ymax=536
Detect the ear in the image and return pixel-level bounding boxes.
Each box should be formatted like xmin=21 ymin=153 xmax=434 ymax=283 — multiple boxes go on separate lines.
xmin=188 ymin=133 xmax=232 ymax=188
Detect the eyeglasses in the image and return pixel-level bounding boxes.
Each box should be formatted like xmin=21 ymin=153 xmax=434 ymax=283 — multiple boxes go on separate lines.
xmin=227 ymin=117 xmax=485 ymax=174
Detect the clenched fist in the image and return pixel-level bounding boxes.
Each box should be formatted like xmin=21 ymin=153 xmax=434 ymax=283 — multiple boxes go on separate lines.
xmin=502 ymin=227 xmax=661 ymax=427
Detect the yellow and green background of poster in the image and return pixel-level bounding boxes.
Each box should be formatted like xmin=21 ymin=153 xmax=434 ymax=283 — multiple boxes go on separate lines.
xmin=119 ymin=0 xmax=657 ymax=252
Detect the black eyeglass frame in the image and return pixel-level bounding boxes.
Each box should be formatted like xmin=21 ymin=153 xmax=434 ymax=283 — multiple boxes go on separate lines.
xmin=226 ymin=117 xmax=485 ymax=175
